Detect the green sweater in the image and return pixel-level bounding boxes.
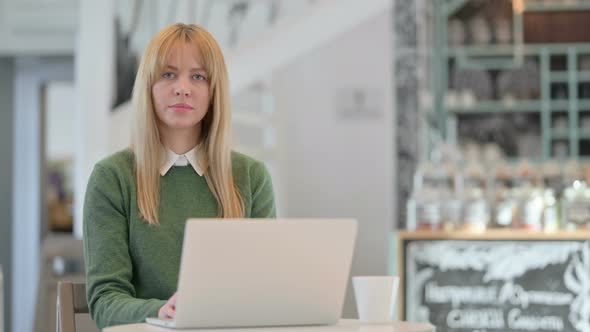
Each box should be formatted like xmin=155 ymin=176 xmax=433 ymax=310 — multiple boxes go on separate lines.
xmin=83 ymin=149 xmax=276 ymax=329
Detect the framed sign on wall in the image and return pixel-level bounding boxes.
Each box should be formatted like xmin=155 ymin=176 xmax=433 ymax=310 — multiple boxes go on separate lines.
xmin=399 ymin=230 xmax=590 ymax=332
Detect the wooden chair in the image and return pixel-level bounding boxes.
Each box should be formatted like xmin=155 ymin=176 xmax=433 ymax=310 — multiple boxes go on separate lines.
xmin=56 ymin=282 xmax=90 ymax=332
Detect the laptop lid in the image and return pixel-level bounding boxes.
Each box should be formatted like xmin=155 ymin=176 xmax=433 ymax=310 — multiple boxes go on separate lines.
xmin=173 ymin=218 xmax=358 ymax=329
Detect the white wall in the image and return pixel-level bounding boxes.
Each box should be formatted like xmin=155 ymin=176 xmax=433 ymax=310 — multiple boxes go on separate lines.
xmin=272 ymin=10 xmax=395 ymax=317
xmin=73 ymin=0 xmax=114 ymax=238
xmin=46 ymin=82 xmax=76 ymax=161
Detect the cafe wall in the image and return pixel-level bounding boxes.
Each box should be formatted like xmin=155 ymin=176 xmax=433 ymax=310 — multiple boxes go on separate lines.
xmin=271 ymin=9 xmax=395 ymax=317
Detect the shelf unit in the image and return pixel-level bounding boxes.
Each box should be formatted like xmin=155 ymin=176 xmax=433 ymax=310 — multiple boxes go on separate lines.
xmin=433 ymin=0 xmax=590 ymax=160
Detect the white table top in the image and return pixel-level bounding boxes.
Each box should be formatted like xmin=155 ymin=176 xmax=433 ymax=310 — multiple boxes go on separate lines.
xmin=103 ymin=319 xmax=434 ymax=332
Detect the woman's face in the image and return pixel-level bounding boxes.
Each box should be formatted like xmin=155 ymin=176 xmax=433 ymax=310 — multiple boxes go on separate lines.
xmin=152 ymin=42 xmax=211 ymax=133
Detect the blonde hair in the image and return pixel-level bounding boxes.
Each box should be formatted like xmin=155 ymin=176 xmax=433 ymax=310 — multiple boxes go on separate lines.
xmin=131 ymin=23 xmax=244 ymax=224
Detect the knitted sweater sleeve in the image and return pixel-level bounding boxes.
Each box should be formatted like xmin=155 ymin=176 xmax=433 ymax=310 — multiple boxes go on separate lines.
xmin=83 ymin=164 xmax=165 ymax=328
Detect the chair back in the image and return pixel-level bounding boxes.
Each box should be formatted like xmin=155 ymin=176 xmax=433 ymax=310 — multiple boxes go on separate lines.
xmin=56 ymin=282 xmax=89 ymax=332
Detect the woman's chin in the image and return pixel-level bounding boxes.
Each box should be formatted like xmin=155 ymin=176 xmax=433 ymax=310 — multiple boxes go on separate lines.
xmin=162 ymin=121 xmax=200 ymax=130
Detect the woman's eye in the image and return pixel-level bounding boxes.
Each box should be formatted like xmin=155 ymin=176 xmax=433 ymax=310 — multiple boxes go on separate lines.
xmin=193 ymin=74 xmax=207 ymax=81
xmin=162 ymin=72 xmax=175 ymax=79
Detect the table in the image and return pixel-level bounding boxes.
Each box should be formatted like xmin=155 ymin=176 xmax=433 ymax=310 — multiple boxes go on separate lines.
xmin=104 ymin=319 xmax=435 ymax=332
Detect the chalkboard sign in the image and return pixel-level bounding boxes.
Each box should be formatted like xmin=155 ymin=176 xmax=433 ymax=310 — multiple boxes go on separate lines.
xmin=401 ymin=234 xmax=590 ymax=332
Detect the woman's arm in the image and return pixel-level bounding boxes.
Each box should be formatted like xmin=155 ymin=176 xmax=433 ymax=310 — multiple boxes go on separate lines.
xmin=83 ymin=164 xmax=166 ymax=328
xmin=249 ymin=161 xmax=277 ymax=218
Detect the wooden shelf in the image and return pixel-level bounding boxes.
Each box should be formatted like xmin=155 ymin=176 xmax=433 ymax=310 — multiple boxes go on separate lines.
xmin=550 ymin=71 xmax=590 ymax=82
xmin=398 ymin=229 xmax=590 ymax=241
xmin=551 ymin=100 xmax=570 ymax=109
xmin=552 ymin=131 xmax=569 ymax=140
xmin=445 ymin=43 xmax=590 ymax=57
xmin=448 ymin=100 xmax=542 ymax=113
xmin=447 ymin=100 xmax=585 ymax=113
xmin=550 ymin=71 xmax=569 ymax=82
xmin=524 ymin=2 xmax=590 ymax=12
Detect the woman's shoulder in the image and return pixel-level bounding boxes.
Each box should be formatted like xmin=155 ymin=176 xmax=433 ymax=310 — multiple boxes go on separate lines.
xmin=231 ymin=150 xmax=271 ymax=182
xmin=231 ymin=150 xmax=264 ymax=170
xmin=86 ymin=149 xmax=135 ymax=193
xmin=94 ymin=148 xmax=135 ymax=174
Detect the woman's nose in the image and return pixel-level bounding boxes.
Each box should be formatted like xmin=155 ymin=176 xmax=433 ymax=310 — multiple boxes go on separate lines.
xmin=174 ymin=80 xmax=191 ymax=97
xmin=175 ymin=89 xmax=190 ymax=96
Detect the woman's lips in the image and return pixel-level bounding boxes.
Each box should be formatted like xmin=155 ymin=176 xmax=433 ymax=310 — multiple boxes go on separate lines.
xmin=169 ymin=103 xmax=194 ymax=112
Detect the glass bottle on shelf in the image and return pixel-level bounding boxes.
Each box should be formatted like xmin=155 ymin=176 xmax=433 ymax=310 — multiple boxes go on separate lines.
xmin=406 ymin=193 xmax=417 ymax=231
xmin=493 ymin=187 xmax=517 ymax=228
xmin=562 ymin=180 xmax=590 ymax=230
xmin=459 ymin=161 xmax=489 ymax=232
xmin=515 ymin=186 xmax=545 ymax=231
xmin=513 ymin=160 xmax=544 ymax=231
xmin=543 ymin=189 xmax=559 ymax=232
xmin=411 ymin=162 xmax=445 ymax=231
xmin=491 ymin=162 xmax=516 ymax=228
xmin=440 ymin=162 xmax=462 ymax=231
xmin=462 ymin=187 xmax=490 ymax=232
xmin=416 ymin=187 xmax=443 ymax=231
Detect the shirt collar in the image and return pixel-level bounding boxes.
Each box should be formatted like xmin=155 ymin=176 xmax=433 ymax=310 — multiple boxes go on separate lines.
xmin=160 ymin=145 xmax=208 ymax=176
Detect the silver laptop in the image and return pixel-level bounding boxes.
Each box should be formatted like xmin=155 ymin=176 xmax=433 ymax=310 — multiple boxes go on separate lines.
xmin=146 ymin=218 xmax=357 ymax=329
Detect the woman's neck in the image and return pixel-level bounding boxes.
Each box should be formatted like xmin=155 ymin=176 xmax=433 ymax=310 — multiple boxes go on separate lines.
xmin=159 ymin=125 xmax=202 ymax=155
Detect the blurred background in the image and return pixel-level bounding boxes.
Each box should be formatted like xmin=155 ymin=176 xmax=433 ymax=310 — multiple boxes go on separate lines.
xmin=1 ymin=0 xmax=590 ymax=331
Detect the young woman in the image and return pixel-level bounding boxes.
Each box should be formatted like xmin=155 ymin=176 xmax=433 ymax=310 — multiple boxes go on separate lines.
xmin=83 ymin=23 xmax=276 ymax=329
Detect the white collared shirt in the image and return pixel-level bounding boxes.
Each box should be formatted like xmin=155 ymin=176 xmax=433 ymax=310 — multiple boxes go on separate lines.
xmin=160 ymin=145 xmax=207 ymax=176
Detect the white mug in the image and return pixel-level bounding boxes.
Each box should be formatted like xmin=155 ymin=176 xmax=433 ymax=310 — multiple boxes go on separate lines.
xmin=352 ymin=276 xmax=399 ymax=324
